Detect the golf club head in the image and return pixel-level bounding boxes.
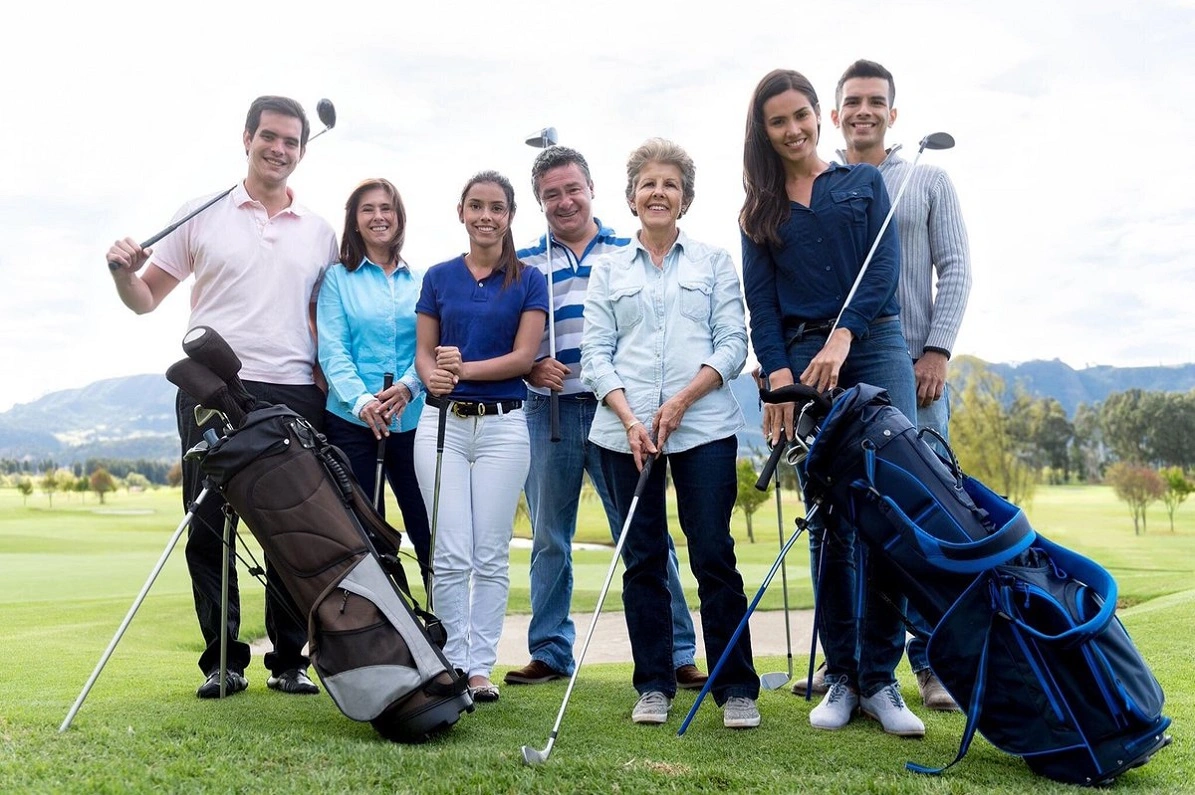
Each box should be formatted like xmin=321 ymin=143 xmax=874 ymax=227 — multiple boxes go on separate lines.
xmin=760 ymin=672 xmax=792 ymax=691
xmin=520 ymin=743 xmax=549 ymax=766
xmin=193 ymin=405 xmax=226 ymax=428
xmin=921 ymin=131 xmax=955 ymax=150
xmin=524 ymin=126 xmax=558 ymax=149
xmin=182 ymin=326 xmax=242 ymax=382
xmin=308 ymin=98 xmax=337 ymax=142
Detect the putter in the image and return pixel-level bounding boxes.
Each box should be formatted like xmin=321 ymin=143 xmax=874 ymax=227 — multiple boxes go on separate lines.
xmin=521 ymin=454 xmax=656 ymax=766
xmin=425 ymin=398 xmax=448 ymax=610
xmin=523 ymin=126 xmax=561 ymax=443
xmin=758 ymin=436 xmax=794 ymax=691
xmin=373 ymin=373 xmax=394 ymax=511
xmin=108 ymin=99 xmax=338 ymax=271
xmin=830 ymin=131 xmax=955 ymax=333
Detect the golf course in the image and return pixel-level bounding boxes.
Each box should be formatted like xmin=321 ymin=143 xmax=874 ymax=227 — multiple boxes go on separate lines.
xmin=1 ymin=483 xmax=1190 ymax=793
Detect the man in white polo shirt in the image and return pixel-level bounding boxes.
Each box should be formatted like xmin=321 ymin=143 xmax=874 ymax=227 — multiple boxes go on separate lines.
xmin=107 ymin=95 xmax=338 ymax=699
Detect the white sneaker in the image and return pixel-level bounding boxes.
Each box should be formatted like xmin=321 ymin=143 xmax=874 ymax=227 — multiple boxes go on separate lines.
xmin=723 ymin=696 xmax=761 ymax=729
xmin=809 ymin=681 xmax=858 ymax=730
xmin=860 ymin=683 xmax=926 ymax=737
xmin=632 ymin=691 xmax=672 ymax=724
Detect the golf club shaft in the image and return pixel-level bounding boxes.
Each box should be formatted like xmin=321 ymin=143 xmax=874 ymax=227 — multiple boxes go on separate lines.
xmin=804 ymin=513 xmax=830 ymax=701
xmin=107 ymin=186 xmax=235 ymax=271
xmin=678 ymin=503 xmax=818 ymax=735
xmin=776 ymin=466 xmax=793 ymax=677
xmin=830 ymin=140 xmax=931 ymax=334
xmin=218 ymin=507 xmax=232 ymax=697
xmin=60 ymin=490 xmax=208 ymax=731
xmin=373 ymin=373 xmax=394 ymax=510
xmin=546 ymin=230 xmax=561 ymax=442
xmin=533 ymin=455 xmax=655 ymax=759
xmin=426 ymin=399 xmax=448 ymax=610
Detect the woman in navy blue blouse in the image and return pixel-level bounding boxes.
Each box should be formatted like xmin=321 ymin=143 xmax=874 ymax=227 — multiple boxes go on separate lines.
xmin=740 ymin=69 xmax=923 ymax=737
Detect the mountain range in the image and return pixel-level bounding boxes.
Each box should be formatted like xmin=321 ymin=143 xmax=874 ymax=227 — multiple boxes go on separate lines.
xmin=2 ymin=359 xmax=1194 ymax=465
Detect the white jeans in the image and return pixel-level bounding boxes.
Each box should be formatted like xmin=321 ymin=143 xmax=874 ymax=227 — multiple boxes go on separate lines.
xmin=413 ymin=405 xmax=529 ymax=679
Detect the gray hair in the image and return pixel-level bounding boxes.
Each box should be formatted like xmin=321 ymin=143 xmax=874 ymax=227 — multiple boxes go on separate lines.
xmin=624 ymin=138 xmax=695 ymax=218
xmin=530 ymin=146 xmax=593 ymax=202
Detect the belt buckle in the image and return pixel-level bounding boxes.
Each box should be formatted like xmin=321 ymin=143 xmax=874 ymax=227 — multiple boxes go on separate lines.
xmin=478 ymin=402 xmax=488 ymax=416
xmin=452 ymin=401 xmax=470 ymax=419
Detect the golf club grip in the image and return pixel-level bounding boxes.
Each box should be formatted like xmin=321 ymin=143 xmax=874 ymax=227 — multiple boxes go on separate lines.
xmin=108 ymin=186 xmax=235 ymax=271
xmin=633 ymin=455 xmax=655 ymax=498
xmin=756 ymin=438 xmax=788 ymax=491
xmin=549 ymin=394 xmax=561 ymax=442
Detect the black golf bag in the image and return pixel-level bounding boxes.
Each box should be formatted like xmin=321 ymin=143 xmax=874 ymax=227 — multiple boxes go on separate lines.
xmin=167 ymin=328 xmax=472 ymax=742
xmin=797 ymin=384 xmax=1171 ymax=786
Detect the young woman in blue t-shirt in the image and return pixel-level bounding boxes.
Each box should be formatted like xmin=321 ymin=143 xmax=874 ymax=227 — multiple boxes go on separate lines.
xmin=413 ymin=171 xmax=548 ymax=703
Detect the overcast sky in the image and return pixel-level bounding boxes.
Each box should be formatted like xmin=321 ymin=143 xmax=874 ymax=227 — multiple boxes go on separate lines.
xmin=2 ymin=0 xmax=1192 ymax=411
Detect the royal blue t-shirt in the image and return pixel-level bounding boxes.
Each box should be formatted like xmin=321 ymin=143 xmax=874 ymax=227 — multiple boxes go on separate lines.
xmin=416 ymin=255 xmax=549 ymax=402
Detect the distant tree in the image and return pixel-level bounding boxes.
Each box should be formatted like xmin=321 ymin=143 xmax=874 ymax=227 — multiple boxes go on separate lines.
xmin=74 ymin=476 xmax=89 ymax=502
xmin=125 ymin=472 xmax=151 ymax=493
xmin=40 ymin=469 xmax=61 ymax=508
xmin=1105 ymin=462 xmax=1164 ymax=535
xmin=1159 ymin=467 xmax=1193 ymax=533
xmin=1100 ymin=390 xmax=1154 ymax=465
xmin=950 ymin=363 xmax=1037 ymax=504
xmin=1146 ymin=392 xmax=1195 ymax=471
xmin=1070 ymin=402 xmax=1105 ymax=482
xmin=16 ymin=477 xmax=33 ymax=506
xmin=89 ymin=468 xmax=117 ymax=505
xmin=735 ymin=458 xmax=770 ymax=543
xmin=167 ymin=461 xmax=183 ymax=488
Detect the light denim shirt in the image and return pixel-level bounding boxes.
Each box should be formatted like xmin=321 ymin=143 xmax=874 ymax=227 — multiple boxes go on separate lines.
xmin=581 ymin=229 xmax=747 ymax=454
xmin=317 ymin=257 xmax=425 ymax=433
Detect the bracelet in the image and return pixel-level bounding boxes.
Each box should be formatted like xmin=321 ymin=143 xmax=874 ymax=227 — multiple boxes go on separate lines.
xmin=625 ymin=420 xmax=642 ymax=433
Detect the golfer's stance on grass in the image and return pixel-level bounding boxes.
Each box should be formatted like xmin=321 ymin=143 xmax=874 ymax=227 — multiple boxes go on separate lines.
xmin=581 ymin=138 xmax=760 ymax=729
xmin=830 ymin=59 xmax=973 ymax=712
xmin=106 ymin=96 xmax=338 ymax=700
xmin=506 ymin=146 xmax=707 ymax=691
xmin=740 ymin=70 xmax=924 ymax=736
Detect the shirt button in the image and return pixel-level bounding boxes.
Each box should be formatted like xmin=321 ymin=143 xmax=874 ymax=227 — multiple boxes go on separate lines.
xmin=825 ymin=266 xmax=831 ymax=271
xmin=817 ymin=238 xmax=823 ymax=243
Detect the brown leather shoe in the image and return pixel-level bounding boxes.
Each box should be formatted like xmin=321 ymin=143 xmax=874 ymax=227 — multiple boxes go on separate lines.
xmin=916 ymin=669 xmax=960 ymax=711
xmin=504 ymin=659 xmax=566 ymax=685
xmin=675 ymin=664 xmax=709 ymax=690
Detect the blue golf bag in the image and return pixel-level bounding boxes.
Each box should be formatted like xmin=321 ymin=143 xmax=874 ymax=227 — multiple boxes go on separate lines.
xmin=800 ymin=384 xmax=1171 ymax=786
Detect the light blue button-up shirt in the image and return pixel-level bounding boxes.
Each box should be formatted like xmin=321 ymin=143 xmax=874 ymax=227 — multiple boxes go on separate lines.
xmin=317 ymin=257 xmax=425 ymax=433
xmin=581 ymin=229 xmax=747 ymax=454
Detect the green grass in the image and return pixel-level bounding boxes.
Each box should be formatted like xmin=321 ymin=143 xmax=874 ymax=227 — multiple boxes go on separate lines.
xmin=1 ymin=485 xmax=1191 ymax=793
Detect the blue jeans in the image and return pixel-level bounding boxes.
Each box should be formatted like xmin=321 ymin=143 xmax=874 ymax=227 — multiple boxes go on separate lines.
xmin=790 ymin=319 xmax=915 ymax=696
xmin=600 ymin=437 xmax=758 ymax=705
xmin=324 ymin=413 xmax=431 ymax=578
xmin=523 ymin=392 xmax=697 ymax=675
xmin=906 ymin=380 xmax=953 ymax=672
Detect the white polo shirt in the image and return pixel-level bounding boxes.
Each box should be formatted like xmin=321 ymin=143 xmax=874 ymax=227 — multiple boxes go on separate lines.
xmin=150 ymin=182 xmax=338 ymax=384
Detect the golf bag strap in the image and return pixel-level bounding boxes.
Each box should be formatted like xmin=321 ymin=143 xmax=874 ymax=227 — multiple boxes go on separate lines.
xmin=907 ymin=615 xmax=994 ymax=777
xmin=858 ymin=449 xmax=1035 ymax=573
xmin=995 ymin=535 xmax=1119 ymax=644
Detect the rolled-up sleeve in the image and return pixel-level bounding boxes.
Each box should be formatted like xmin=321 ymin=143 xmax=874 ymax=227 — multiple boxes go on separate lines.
xmin=741 ymin=231 xmax=787 ymax=376
xmin=579 ymin=255 xmax=624 ymax=401
xmin=702 ymin=247 xmax=748 ymax=384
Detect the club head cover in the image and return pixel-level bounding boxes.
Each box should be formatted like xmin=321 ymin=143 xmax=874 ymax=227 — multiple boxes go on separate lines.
xmin=166 ymin=358 xmax=247 ymax=428
xmin=182 ymin=326 xmax=242 ymax=382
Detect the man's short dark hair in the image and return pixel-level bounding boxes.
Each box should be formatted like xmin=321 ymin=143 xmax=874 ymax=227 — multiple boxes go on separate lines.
xmin=530 ymin=146 xmax=593 ymax=202
xmin=835 ymin=60 xmax=895 ymax=108
xmin=245 ymin=95 xmax=310 ymax=149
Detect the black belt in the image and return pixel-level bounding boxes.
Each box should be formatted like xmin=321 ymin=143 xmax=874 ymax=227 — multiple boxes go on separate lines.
xmin=426 ymin=395 xmax=523 ymax=417
xmin=784 ymin=315 xmax=899 ymax=350
xmin=557 ymin=392 xmax=597 ymax=402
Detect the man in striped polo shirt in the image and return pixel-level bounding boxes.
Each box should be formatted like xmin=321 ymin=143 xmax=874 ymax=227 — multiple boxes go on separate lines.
xmin=833 ymin=59 xmax=973 ymax=711
xmin=505 ymin=146 xmax=706 ymax=690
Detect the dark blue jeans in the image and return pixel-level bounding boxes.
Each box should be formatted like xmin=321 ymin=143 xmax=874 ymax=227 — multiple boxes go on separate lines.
xmin=600 ymin=436 xmax=759 ymax=706
xmin=789 ymin=319 xmax=915 ymax=696
xmin=324 ymin=412 xmax=431 ymax=577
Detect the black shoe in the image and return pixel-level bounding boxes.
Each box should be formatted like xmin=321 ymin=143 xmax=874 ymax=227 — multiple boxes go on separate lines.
xmin=267 ymin=668 xmax=320 ymax=695
xmin=196 ymin=670 xmax=248 ymax=699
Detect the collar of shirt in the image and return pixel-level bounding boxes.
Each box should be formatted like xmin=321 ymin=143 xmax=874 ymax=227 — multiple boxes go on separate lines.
xmin=231 ymin=181 xmax=309 ymax=218
xmin=628 ymin=227 xmax=688 ymax=267
xmin=359 ymin=256 xmax=412 ymax=274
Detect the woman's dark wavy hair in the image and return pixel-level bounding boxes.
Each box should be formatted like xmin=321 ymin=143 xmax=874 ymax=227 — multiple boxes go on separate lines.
xmin=459 ymin=170 xmax=523 ymax=289
xmin=740 ymin=69 xmax=821 ymax=247
xmin=340 ymin=178 xmax=407 ymax=271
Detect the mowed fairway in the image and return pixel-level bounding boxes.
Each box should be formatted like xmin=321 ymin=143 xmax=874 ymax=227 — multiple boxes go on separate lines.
xmin=1 ymin=484 xmax=1191 ymax=793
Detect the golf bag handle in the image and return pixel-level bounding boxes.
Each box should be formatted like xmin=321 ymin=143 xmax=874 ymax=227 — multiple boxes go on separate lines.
xmin=756 ymin=433 xmax=788 ymax=491
xmin=759 ymin=383 xmax=833 ymax=412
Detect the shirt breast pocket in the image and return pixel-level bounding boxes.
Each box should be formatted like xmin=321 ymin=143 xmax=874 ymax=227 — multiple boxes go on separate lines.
xmin=609 ymin=285 xmax=644 ymax=329
xmin=679 ymin=278 xmax=713 ymax=323
xmin=830 ymin=186 xmax=873 ymax=228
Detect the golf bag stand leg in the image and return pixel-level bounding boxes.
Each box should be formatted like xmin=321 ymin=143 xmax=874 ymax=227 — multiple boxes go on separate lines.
xmin=217 ymin=504 xmax=235 ymax=698
xmin=677 ymin=501 xmax=821 ymax=735
xmin=803 ymin=511 xmax=829 ymax=701
xmin=60 ymin=486 xmax=215 ymax=732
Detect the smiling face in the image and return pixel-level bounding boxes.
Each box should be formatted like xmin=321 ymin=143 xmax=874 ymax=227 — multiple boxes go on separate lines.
xmin=243 ymin=110 xmax=303 ymax=188
xmin=629 ymin=161 xmax=685 ymax=235
xmin=832 ymin=76 xmax=896 ymax=152
xmin=761 ymin=88 xmax=821 ymax=170
xmin=355 ymin=187 xmax=400 ymax=258
xmin=536 ymin=162 xmax=594 ymax=244
xmin=458 ymin=180 xmax=512 ymax=250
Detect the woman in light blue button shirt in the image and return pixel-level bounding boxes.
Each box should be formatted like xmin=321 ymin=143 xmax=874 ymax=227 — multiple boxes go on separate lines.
xmin=580 ymin=138 xmax=761 ymax=729
xmin=317 ymin=178 xmax=430 ymax=576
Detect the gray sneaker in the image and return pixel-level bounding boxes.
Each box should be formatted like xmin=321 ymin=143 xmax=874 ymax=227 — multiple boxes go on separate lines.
xmin=809 ymin=681 xmax=859 ymax=730
xmin=631 ymin=691 xmax=672 ymax=724
xmin=723 ymin=696 xmax=761 ymax=729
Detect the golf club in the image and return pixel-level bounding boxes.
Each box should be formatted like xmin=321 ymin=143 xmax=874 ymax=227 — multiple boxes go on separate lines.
xmin=678 ymin=502 xmax=818 ymax=736
xmin=426 ymin=398 xmax=448 ymax=610
xmin=373 ymin=373 xmax=394 ymax=511
xmin=523 ymin=126 xmax=561 ymax=443
xmin=830 ymin=131 xmax=955 ymax=334
xmin=758 ymin=435 xmax=794 ymax=691
xmin=107 ymin=98 xmax=338 ymax=271
xmin=521 ymin=454 xmax=656 ymax=766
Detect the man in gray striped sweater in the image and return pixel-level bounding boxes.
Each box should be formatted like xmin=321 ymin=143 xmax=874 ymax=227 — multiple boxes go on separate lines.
xmin=833 ymin=59 xmax=972 ymax=711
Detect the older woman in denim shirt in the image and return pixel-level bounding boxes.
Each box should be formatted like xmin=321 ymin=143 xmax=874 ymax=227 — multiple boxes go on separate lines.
xmin=580 ymin=138 xmax=760 ymax=730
